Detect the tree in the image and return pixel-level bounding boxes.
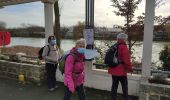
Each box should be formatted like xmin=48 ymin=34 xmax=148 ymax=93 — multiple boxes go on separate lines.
xmin=159 ymin=45 xmax=170 ymax=71
xmin=53 ymin=0 xmax=79 ymax=48
xmin=132 ymin=14 xmax=170 ymax=41
xmin=154 ymin=15 xmax=170 ymax=32
xmin=60 ymin=26 xmax=69 ymax=38
xmin=54 ymin=1 xmax=62 ymax=48
xmin=130 ymin=13 xmax=145 ymax=41
xmin=73 ymin=21 xmax=85 ymax=39
xmin=111 ymin=0 xmax=166 ymax=53
xmin=111 ymin=0 xmax=142 ymax=53
xmin=0 ymin=21 xmax=6 ymax=31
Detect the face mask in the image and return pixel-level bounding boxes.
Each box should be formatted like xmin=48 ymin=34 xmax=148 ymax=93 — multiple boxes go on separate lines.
xmin=77 ymin=48 xmax=85 ymax=54
xmin=50 ymin=39 xmax=56 ymax=45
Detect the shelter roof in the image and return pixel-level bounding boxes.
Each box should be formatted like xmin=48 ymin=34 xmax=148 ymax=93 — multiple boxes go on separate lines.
xmin=0 ymin=0 xmax=39 ymax=7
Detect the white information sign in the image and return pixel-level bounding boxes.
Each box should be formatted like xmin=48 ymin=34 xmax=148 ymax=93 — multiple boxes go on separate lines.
xmin=85 ymin=49 xmax=100 ymax=59
xmin=84 ymin=29 xmax=94 ymax=45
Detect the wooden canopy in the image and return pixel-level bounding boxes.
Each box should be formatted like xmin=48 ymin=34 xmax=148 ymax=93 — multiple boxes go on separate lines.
xmin=0 ymin=0 xmax=39 ymax=7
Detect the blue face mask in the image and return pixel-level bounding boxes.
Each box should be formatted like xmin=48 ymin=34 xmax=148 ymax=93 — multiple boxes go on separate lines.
xmin=77 ymin=48 xmax=85 ymax=54
xmin=50 ymin=39 xmax=56 ymax=45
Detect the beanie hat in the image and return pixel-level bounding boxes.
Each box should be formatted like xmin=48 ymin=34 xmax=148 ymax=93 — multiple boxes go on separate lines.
xmin=117 ymin=33 xmax=128 ymax=40
xmin=76 ymin=38 xmax=86 ymax=46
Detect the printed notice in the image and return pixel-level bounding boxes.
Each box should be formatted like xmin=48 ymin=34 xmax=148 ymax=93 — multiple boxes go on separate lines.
xmin=85 ymin=49 xmax=100 ymax=59
xmin=84 ymin=29 xmax=94 ymax=45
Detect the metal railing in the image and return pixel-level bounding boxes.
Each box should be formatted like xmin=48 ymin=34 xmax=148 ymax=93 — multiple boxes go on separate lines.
xmin=93 ymin=63 xmax=170 ymax=76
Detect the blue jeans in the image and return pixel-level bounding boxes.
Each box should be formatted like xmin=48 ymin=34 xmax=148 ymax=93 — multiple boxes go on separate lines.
xmin=111 ymin=76 xmax=128 ymax=100
xmin=45 ymin=63 xmax=57 ymax=89
xmin=63 ymin=84 xmax=86 ymax=100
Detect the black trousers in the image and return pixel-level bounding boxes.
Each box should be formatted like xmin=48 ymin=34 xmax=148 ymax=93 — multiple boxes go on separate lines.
xmin=45 ymin=63 xmax=57 ymax=89
xmin=63 ymin=84 xmax=86 ymax=100
xmin=111 ymin=76 xmax=128 ymax=100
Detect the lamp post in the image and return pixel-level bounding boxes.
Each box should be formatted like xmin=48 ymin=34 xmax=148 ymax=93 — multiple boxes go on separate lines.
xmin=84 ymin=0 xmax=94 ymax=49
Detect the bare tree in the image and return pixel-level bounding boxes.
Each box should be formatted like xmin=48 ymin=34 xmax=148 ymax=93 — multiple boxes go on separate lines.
xmin=61 ymin=26 xmax=69 ymax=38
xmin=73 ymin=21 xmax=85 ymax=39
xmin=111 ymin=0 xmax=142 ymax=53
xmin=111 ymin=0 xmax=166 ymax=53
xmin=54 ymin=1 xmax=62 ymax=48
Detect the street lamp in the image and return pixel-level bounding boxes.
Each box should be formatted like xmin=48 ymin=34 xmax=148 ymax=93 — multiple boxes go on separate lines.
xmin=84 ymin=0 xmax=94 ymax=49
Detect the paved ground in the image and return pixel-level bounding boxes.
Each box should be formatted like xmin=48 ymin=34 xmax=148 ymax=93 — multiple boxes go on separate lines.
xmin=0 ymin=78 xmax=138 ymax=100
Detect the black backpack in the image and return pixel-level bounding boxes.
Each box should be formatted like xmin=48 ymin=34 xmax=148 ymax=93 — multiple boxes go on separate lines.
xmin=104 ymin=43 xmax=123 ymax=67
xmin=38 ymin=45 xmax=50 ymax=60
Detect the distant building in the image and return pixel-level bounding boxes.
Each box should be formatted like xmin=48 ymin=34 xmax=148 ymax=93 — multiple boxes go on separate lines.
xmin=153 ymin=31 xmax=168 ymax=40
xmin=94 ymin=26 xmax=122 ymax=39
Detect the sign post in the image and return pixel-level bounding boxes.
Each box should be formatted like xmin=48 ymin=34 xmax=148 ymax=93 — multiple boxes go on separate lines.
xmin=85 ymin=0 xmax=94 ymax=49
xmin=84 ymin=29 xmax=94 ymax=49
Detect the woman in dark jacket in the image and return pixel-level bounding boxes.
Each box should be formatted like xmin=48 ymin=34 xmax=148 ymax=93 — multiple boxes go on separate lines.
xmin=108 ymin=33 xmax=133 ymax=100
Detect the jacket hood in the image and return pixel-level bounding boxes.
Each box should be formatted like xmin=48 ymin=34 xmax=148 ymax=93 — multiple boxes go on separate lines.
xmin=70 ymin=47 xmax=85 ymax=62
xmin=117 ymin=39 xmax=126 ymax=44
xmin=70 ymin=47 xmax=79 ymax=54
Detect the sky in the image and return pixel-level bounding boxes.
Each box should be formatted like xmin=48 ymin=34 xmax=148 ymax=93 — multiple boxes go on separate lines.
xmin=0 ymin=0 xmax=170 ymax=28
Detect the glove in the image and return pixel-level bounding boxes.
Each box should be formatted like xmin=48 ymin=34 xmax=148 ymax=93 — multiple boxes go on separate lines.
xmin=68 ymin=86 xmax=75 ymax=93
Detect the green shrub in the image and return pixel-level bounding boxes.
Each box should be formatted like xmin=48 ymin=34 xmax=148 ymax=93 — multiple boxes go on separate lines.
xmin=159 ymin=45 xmax=170 ymax=71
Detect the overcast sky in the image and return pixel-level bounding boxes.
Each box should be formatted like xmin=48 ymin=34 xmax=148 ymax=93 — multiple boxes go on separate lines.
xmin=0 ymin=0 xmax=169 ymax=28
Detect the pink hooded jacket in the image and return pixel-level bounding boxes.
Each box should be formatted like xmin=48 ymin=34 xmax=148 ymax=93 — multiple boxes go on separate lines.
xmin=64 ymin=47 xmax=85 ymax=93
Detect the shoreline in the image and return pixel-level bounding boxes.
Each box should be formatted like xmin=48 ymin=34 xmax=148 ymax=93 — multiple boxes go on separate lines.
xmin=10 ymin=36 xmax=170 ymax=42
xmin=0 ymin=45 xmax=40 ymax=57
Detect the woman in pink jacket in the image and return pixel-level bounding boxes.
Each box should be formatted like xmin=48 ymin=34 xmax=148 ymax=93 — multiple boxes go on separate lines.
xmin=63 ymin=39 xmax=86 ymax=100
xmin=108 ymin=33 xmax=133 ymax=100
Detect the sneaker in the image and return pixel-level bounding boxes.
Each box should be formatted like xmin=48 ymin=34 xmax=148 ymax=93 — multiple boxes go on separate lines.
xmin=54 ymin=85 xmax=59 ymax=89
xmin=48 ymin=88 xmax=55 ymax=92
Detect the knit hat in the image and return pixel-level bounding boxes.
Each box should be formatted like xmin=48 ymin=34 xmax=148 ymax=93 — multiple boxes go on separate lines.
xmin=76 ymin=38 xmax=86 ymax=47
xmin=117 ymin=33 xmax=128 ymax=40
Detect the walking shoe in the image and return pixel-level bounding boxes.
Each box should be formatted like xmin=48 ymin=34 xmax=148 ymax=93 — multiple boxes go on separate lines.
xmin=48 ymin=88 xmax=55 ymax=92
xmin=54 ymin=85 xmax=59 ymax=89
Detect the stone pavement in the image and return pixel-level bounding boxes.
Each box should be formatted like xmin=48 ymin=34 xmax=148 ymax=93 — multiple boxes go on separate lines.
xmin=0 ymin=78 xmax=138 ymax=100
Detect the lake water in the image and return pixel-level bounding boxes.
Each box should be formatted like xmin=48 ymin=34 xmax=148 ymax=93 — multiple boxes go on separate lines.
xmin=8 ymin=37 xmax=170 ymax=67
xmin=8 ymin=37 xmax=75 ymax=51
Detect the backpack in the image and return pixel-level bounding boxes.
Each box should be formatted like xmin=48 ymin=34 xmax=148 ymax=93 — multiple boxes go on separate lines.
xmin=38 ymin=45 xmax=50 ymax=60
xmin=104 ymin=43 xmax=123 ymax=67
xmin=58 ymin=52 xmax=76 ymax=75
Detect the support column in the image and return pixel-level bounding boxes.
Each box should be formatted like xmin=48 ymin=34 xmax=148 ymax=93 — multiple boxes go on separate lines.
xmin=142 ymin=0 xmax=155 ymax=79
xmin=84 ymin=0 xmax=95 ymax=49
xmin=42 ymin=0 xmax=56 ymax=44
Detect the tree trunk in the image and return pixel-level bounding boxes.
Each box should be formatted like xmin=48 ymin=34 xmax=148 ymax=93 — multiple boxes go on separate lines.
xmin=126 ymin=14 xmax=132 ymax=54
xmin=54 ymin=1 xmax=62 ymax=48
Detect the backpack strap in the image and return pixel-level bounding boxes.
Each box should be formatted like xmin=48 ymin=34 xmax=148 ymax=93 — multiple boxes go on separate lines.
xmin=47 ymin=45 xmax=50 ymax=56
xmin=69 ymin=53 xmax=83 ymax=74
xmin=69 ymin=52 xmax=77 ymax=64
xmin=110 ymin=43 xmax=125 ymax=65
xmin=116 ymin=43 xmax=126 ymax=64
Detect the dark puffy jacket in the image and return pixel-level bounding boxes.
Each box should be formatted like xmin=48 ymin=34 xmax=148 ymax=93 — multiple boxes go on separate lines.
xmin=108 ymin=39 xmax=132 ymax=76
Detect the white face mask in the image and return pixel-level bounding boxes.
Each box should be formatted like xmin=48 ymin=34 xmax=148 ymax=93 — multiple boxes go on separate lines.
xmin=77 ymin=48 xmax=86 ymax=54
